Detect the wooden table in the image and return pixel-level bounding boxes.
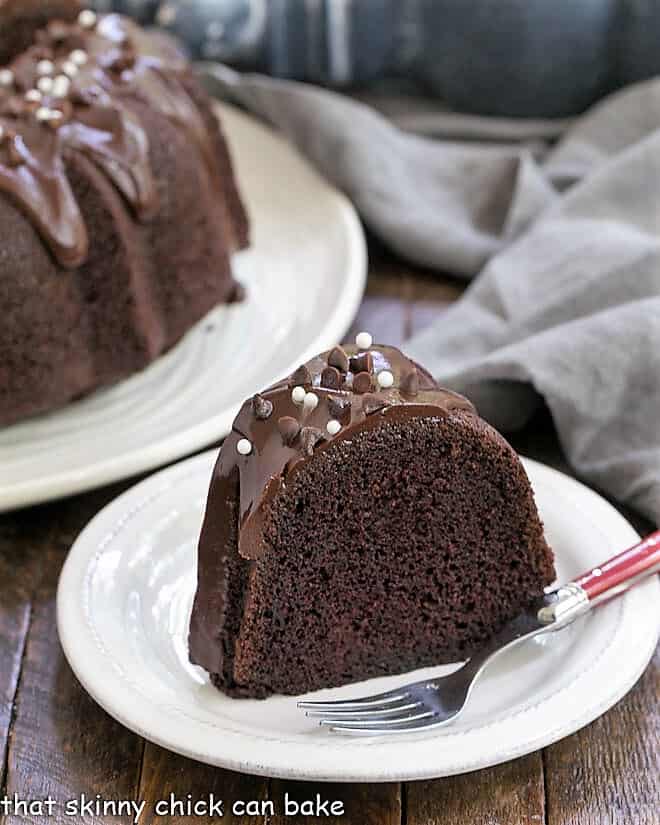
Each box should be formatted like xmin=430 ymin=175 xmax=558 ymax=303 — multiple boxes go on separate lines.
xmin=1 ymin=247 xmax=658 ymax=824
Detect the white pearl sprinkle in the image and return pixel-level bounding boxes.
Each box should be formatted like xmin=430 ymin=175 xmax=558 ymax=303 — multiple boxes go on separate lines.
xmin=51 ymin=75 xmax=71 ymax=98
xmin=355 ymin=331 xmax=373 ymax=350
xmin=61 ymin=61 xmax=78 ymax=78
xmin=326 ymin=419 xmax=341 ymax=436
xmin=37 ymin=76 xmax=54 ymax=94
xmin=303 ymin=392 xmax=319 ymax=411
xmin=78 ymin=9 xmax=97 ymax=29
xmin=36 ymin=60 xmax=55 ymax=77
xmin=236 ymin=438 xmax=252 ymax=456
xmin=35 ymin=107 xmax=63 ymax=124
xmin=69 ymin=49 xmax=88 ymax=67
xmin=25 ymin=89 xmax=42 ymax=103
xmin=377 ymin=370 xmax=394 ymax=389
xmin=291 ymin=386 xmax=306 ymax=405
xmin=0 ymin=69 xmax=14 ymax=87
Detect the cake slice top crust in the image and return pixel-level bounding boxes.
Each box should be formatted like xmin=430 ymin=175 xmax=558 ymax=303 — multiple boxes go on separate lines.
xmin=191 ymin=338 xmax=556 ymax=693
xmin=0 ymin=10 xmax=225 ymax=267
xmin=213 ymin=340 xmax=476 ymax=561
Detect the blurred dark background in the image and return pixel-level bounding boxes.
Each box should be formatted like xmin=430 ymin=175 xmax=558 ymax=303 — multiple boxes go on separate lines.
xmin=91 ymin=0 xmax=660 ymax=118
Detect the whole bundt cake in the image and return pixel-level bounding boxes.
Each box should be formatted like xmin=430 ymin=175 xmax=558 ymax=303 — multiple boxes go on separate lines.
xmin=0 ymin=5 xmax=248 ymax=426
xmin=189 ymin=335 xmax=556 ymax=698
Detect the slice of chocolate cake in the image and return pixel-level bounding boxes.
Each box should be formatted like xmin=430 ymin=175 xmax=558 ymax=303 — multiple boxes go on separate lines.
xmin=189 ymin=335 xmax=556 ymax=698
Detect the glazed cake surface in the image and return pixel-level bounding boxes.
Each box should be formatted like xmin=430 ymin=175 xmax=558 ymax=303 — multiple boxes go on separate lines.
xmin=0 ymin=1 xmax=81 ymax=65
xmin=189 ymin=338 xmax=556 ymax=698
xmin=0 ymin=6 xmax=248 ymax=426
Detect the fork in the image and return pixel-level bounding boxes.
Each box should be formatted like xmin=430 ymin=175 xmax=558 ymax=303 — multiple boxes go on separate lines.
xmin=298 ymin=530 xmax=660 ymax=735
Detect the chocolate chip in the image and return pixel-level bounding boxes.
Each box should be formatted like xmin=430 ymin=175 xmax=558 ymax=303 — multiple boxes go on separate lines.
xmin=278 ymin=416 xmax=300 ymax=446
xmin=299 ymin=426 xmax=326 ymax=456
xmin=252 ymin=393 xmax=273 ymax=420
xmin=46 ymin=21 xmax=69 ymax=43
xmin=290 ymin=364 xmax=311 ymax=386
xmin=328 ymin=395 xmax=351 ymax=421
xmin=353 ymin=371 xmax=373 ymax=394
xmin=321 ymin=366 xmax=342 ymax=390
xmin=362 ymin=393 xmax=388 ymax=415
xmin=400 ymin=369 xmax=419 ymax=396
xmin=350 ymin=352 xmax=373 ymax=375
xmin=327 ymin=346 xmax=349 ymax=372
xmin=227 ymin=282 xmax=246 ymax=303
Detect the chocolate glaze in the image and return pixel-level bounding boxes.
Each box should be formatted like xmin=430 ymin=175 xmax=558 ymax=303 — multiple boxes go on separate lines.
xmin=0 ymin=12 xmax=216 ymax=267
xmin=189 ymin=342 xmax=475 ymax=677
xmin=213 ymin=343 xmax=474 ymax=562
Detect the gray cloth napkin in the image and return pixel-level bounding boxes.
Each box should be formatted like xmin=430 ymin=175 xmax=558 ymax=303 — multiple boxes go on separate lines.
xmin=201 ymin=65 xmax=660 ymax=526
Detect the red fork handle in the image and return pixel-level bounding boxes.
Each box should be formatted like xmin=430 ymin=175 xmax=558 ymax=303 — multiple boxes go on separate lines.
xmin=572 ymin=530 xmax=660 ymax=605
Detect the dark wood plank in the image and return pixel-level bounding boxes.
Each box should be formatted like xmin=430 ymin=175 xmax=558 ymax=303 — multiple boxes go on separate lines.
xmin=269 ymin=780 xmax=400 ymax=825
xmin=347 ymin=295 xmax=407 ymax=348
xmin=365 ymin=245 xmax=416 ymax=299
xmin=403 ymin=272 xmax=465 ymax=349
xmin=1 ymin=490 xmax=145 ymax=825
xmin=137 ymin=743 xmax=268 ymax=824
xmin=544 ymin=647 xmax=659 ymax=825
xmin=368 ymin=243 xmax=465 ymax=305
xmin=404 ymin=274 xmax=465 ymax=307
xmin=406 ymin=754 xmax=545 ymax=825
xmin=354 ymin=258 xmax=463 ymax=351
xmin=0 ymin=512 xmax=45 ymax=785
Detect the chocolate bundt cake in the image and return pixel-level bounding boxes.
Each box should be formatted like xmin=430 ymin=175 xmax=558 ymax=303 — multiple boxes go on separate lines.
xmin=189 ymin=335 xmax=556 ymax=698
xmin=0 ymin=6 xmax=248 ymax=426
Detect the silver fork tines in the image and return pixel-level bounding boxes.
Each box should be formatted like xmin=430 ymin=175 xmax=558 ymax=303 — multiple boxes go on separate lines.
xmin=297 ymin=600 xmax=558 ymax=736
xmin=298 ymin=678 xmax=465 ymax=735
xmin=321 ymin=709 xmax=436 ymax=730
xmin=304 ymin=700 xmax=419 ymax=719
xmin=298 ymin=692 xmax=409 ymax=713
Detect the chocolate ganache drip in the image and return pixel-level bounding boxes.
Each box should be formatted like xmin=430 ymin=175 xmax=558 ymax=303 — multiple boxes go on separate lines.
xmin=0 ymin=9 xmax=216 ymax=268
xmin=210 ymin=337 xmax=476 ymax=561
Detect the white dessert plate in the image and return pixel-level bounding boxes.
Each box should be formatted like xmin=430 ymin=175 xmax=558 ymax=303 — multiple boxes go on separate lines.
xmin=57 ymin=450 xmax=660 ymax=782
xmin=0 ymin=103 xmax=366 ymax=513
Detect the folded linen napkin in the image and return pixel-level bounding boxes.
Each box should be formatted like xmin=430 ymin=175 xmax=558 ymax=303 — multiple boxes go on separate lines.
xmin=201 ymin=65 xmax=660 ymax=526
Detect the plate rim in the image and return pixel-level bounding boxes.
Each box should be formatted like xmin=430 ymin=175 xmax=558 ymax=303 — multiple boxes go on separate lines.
xmin=57 ymin=450 xmax=660 ymax=782
xmin=1 ymin=102 xmax=367 ymax=513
